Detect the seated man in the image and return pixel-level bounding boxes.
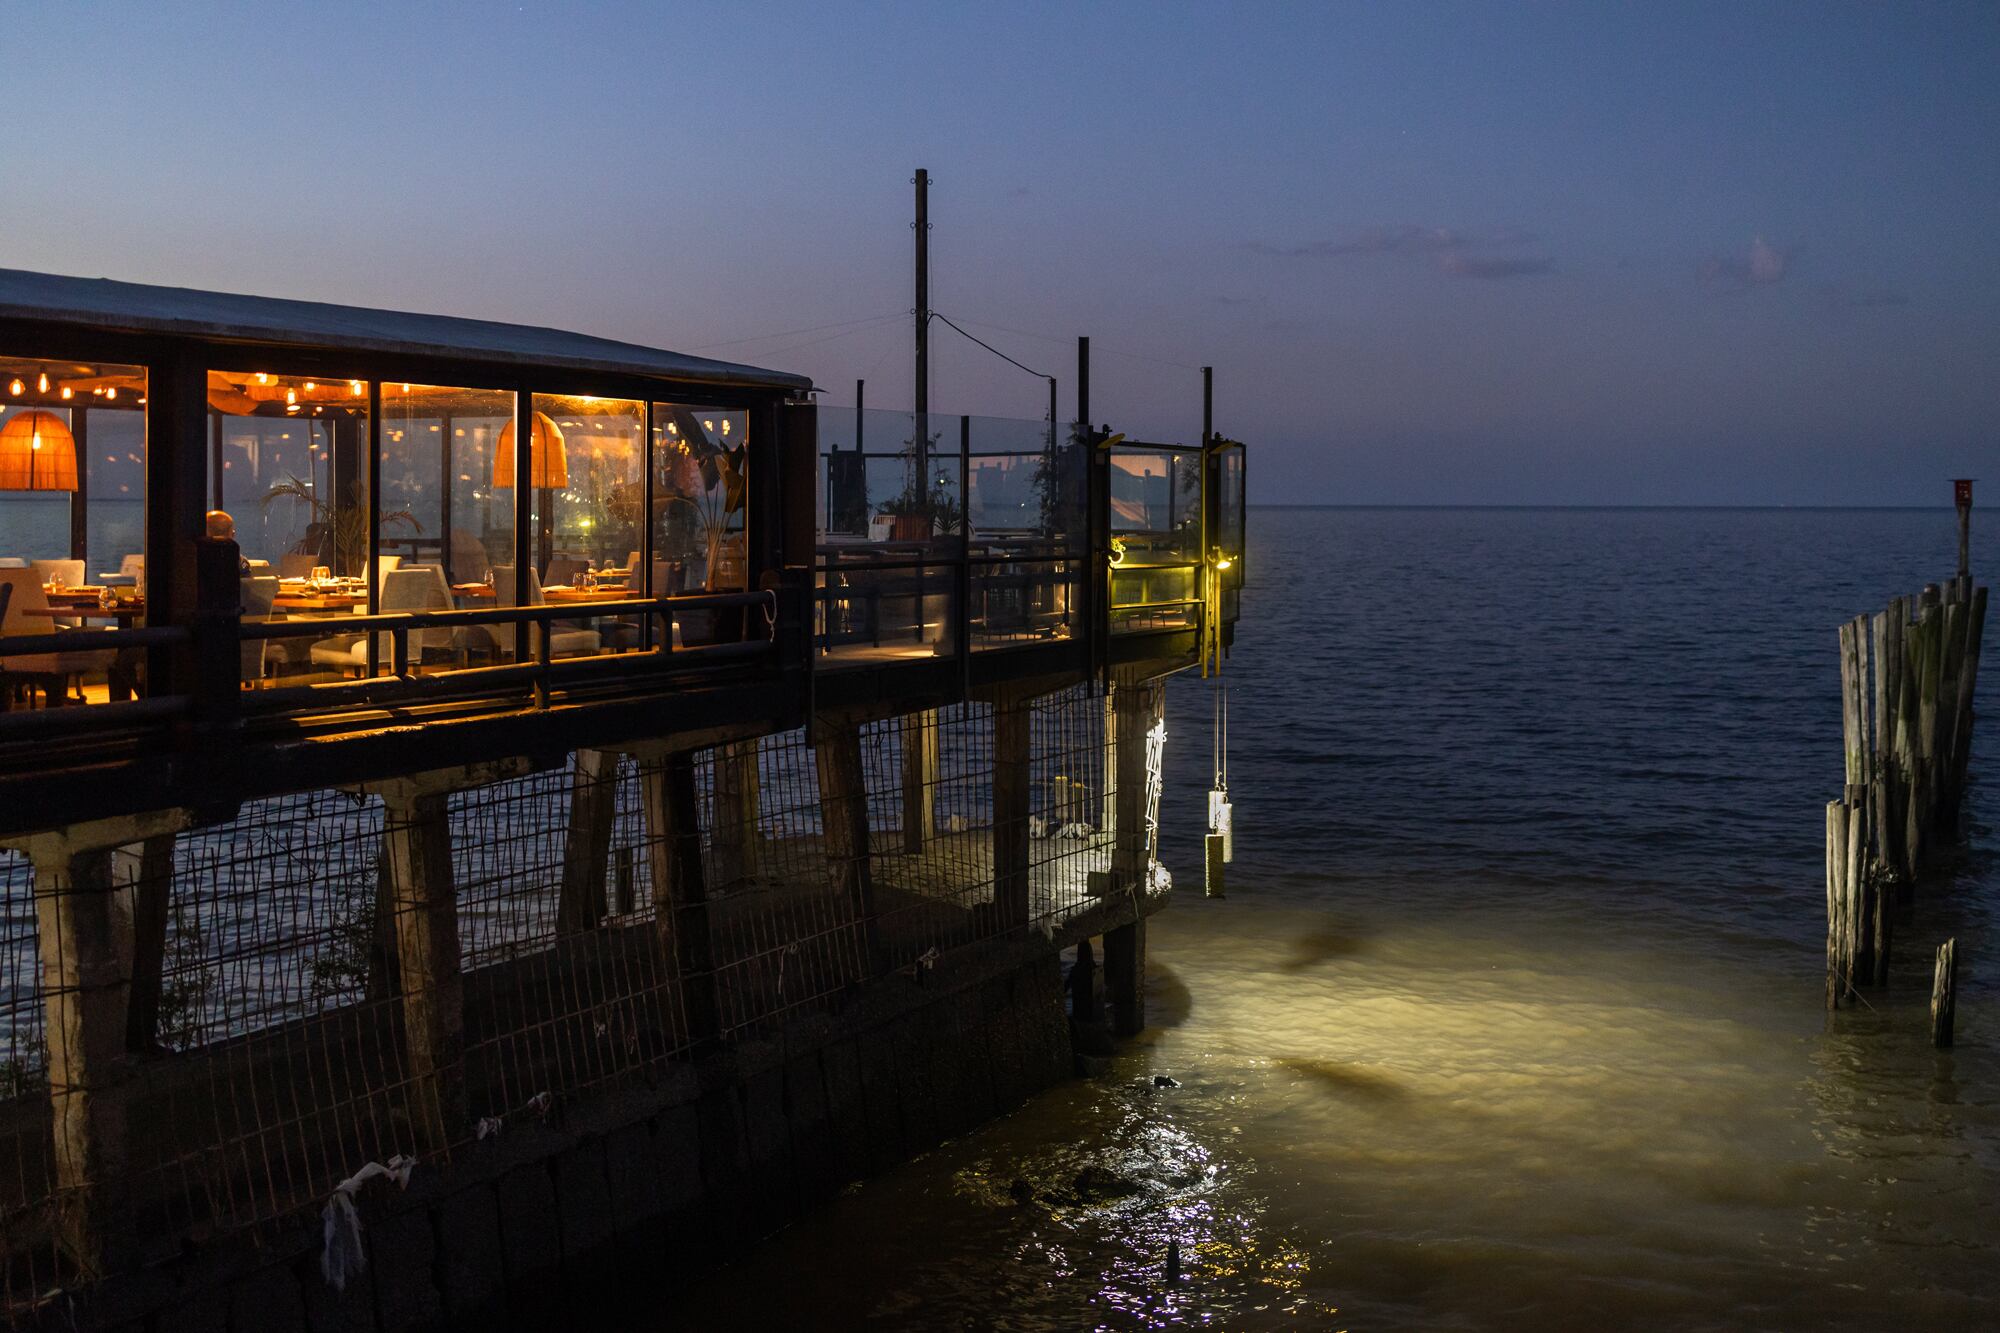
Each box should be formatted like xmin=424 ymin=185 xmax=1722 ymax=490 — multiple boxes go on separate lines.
xmin=206 ymin=509 xmax=251 ymax=575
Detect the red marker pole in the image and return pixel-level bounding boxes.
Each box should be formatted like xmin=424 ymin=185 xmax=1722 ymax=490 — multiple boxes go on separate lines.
xmin=1954 ymin=478 xmax=1973 ymax=581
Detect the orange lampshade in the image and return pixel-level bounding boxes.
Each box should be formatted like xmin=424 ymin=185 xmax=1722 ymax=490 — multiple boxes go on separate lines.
xmin=493 ymin=412 xmax=568 ymax=489
xmin=0 ymin=410 xmax=79 ymax=491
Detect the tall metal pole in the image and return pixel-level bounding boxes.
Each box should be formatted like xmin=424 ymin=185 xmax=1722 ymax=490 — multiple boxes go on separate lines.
xmin=1076 ymin=336 xmax=1090 ymax=436
xmin=913 ymin=168 xmax=930 ymax=493
xmin=1202 ymin=366 xmax=1213 ymax=444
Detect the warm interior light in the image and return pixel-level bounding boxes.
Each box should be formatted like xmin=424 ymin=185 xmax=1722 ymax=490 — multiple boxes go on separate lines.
xmin=304 ymin=381 xmax=316 ymax=391
xmin=6 ymin=380 xmax=21 ymax=396
xmin=36 ymin=373 xmax=48 ymax=393
xmin=286 ymin=388 xmax=298 ymax=405
xmin=59 ymin=387 xmax=72 ymax=400
xmin=0 ymin=410 xmax=79 ymax=490
xmin=1215 ymin=555 xmax=1234 ymax=570
xmin=494 ymin=411 xmax=568 ymax=489
xmin=350 ymin=380 xmax=363 ymax=396
xmin=105 ymin=387 xmax=116 ymax=400
xmin=256 ymin=373 xmax=270 ymax=384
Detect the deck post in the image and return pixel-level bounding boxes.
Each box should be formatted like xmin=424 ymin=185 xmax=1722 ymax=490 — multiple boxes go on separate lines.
xmin=120 ymin=832 xmax=176 ymax=1052
xmin=993 ymin=698 xmax=1032 ymax=929
xmin=29 ymin=848 xmax=132 ymax=1277
xmin=379 ymin=785 xmax=465 ymax=1151
xmin=557 ymin=748 xmax=620 ymax=933
xmin=640 ymin=751 xmax=720 ymax=1054
xmin=900 ymin=709 xmax=938 ymax=853
xmin=712 ymin=739 xmax=762 ymax=886
xmin=1113 ymin=681 xmax=1158 ymax=891
xmin=1103 ymin=912 xmax=1147 ymax=1037
xmin=814 ymin=717 xmax=879 ymax=974
xmin=7 ymin=811 xmax=191 ymax=1277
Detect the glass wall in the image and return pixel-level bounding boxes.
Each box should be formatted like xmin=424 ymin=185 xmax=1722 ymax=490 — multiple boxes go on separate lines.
xmin=651 ymin=404 xmax=747 ymax=598
xmin=208 ymin=372 xmax=371 ymax=578
xmin=382 ymin=383 xmax=514 ymax=586
xmin=1107 ymin=443 xmax=1201 ymax=631
xmin=965 ymin=414 xmax=1081 ymax=649
xmin=815 ymin=407 xmax=962 ymax=665
xmin=526 ymin=395 xmax=643 ymax=586
xmin=0 ymin=355 xmax=147 ymax=579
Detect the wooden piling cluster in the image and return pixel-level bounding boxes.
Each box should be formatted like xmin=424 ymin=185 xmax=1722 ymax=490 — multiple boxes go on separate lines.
xmin=1825 ymin=576 xmax=1985 ymax=1010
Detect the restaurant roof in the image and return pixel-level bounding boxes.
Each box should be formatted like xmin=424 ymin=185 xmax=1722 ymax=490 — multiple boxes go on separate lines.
xmin=0 ymin=267 xmax=812 ymax=393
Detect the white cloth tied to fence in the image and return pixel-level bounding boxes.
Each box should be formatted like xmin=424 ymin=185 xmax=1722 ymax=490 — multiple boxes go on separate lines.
xmin=320 ymin=1155 xmax=415 ymax=1291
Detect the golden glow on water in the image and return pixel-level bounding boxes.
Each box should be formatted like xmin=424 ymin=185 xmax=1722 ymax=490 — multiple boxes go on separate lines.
xmin=663 ymin=888 xmax=1996 ymax=1330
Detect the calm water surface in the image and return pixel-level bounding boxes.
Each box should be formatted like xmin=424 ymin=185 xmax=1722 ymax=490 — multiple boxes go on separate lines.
xmin=661 ymin=507 xmax=1999 ymax=1331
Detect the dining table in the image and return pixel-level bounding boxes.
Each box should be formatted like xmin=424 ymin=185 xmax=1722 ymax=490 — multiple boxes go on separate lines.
xmin=21 ymin=603 xmax=147 ymax=629
xmin=541 ymin=584 xmax=635 ymax=604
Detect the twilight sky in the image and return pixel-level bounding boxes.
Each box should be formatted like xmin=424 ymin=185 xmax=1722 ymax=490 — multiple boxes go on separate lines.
xmin=4 ymin=1 xmax=1997 ymax=504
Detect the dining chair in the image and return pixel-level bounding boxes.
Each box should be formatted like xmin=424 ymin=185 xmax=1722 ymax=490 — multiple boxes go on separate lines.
xmin=489 ymin=565 xmax=601 ymax=659
xmin=308 ymin=566 xmax=452 ymax=676
xmin=240 ymin=575 xmax=280 ymax=684
xmin=0 ymin=568 xmax=115 ymax=706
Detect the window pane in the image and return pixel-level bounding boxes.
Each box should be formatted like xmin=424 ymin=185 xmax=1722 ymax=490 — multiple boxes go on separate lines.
xmin=382 ymin=383 xmax=514 ymax=585
xmin=0 ymin=354 xmax=148 ymax=706
xmin=207 ymin=371 xmax=371 ymax=579
xmin=651 ymin=404 xmax=747 ymax=597
xmin=528 ymin=395 xmax=643 ymax=584
xmin=0 ymin=355 xmax=147 ymax=576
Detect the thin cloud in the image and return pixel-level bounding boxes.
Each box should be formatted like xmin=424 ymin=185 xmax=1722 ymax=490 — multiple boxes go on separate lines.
xmin=1441 ymin=254 xmax=1555 ymax=279
xmin=1246 ymin=225 xmax=1465 ymax=259
xmin=1699 ymin=236 xmax=1793 ymax=291
xmin=1246 ymin=224 xmax=1552 ymax=279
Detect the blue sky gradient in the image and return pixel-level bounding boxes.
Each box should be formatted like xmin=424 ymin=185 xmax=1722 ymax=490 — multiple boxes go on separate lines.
xmin=3 ymin=1 xmax=1996 ymax=502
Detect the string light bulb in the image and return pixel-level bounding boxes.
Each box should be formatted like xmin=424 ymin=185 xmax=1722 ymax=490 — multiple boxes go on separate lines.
xmin=36 ymin=374 xmax=48 ymax=393
xmin=105 ymin=387 xmax=116 ymax=400
xmin=6 ymin=380 xmax=20 ymax=396
xmin=60 ymin=387 xmax=72 ymax=400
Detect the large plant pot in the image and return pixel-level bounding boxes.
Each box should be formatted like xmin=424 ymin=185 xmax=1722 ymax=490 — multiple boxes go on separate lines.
xmin=889 ymin=514 xmax=930 ymax=543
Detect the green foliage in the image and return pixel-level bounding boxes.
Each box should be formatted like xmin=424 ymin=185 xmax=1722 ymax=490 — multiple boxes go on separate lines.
xmin=262 ymin=475 xmax=420 ymax=574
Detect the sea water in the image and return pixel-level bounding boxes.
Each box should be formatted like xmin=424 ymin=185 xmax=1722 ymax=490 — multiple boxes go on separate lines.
xmin=652 ymin=507 xmax=1999 ymax=1330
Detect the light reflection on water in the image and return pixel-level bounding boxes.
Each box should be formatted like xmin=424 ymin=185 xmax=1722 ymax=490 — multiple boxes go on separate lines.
xmin=659 ymin=509 xmax=1999 ymax=1329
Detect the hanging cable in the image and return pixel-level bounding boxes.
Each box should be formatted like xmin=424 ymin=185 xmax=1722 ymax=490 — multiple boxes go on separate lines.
xmin=929 ymin=311 xmax=1053 ymax=382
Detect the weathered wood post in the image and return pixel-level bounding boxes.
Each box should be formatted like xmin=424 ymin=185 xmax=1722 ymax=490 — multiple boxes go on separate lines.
xmin=900 ymin=709 xmax=938 ymax=854
xmin=1950 ymin=586 xmax=1987 ymax=811
xmin=1839 ymin=618 xmax=1883 ymax=983
xmin=1104 ymin=679 xmax=1160 ymax=1035
xmin=1955 ymin=478 xmax=1973 ymax=581
xmin=375 ymin=779 xmax=467 ymax=1151
xmin=640 ymin=750 xmax=720 ymax=1053
xmin=711 ymin=739 xmax=762 ymax=886
xmin=557 ymin=748 xmax=620 ymax=933
xmin=1931 ymin=937 xmax=1958 ymax=1047
xmin=10 ymin=811 xmax=190 ymax=1277
xmin=814 ymin=715 xmax=880 ymax=975
xmin=30 ymin=849 xmax=132 ymax=1277
xmin=119 ymin=833 xmax=176 ymax=1053
xmin=992 ymin=696 xmax=1033 ymax=929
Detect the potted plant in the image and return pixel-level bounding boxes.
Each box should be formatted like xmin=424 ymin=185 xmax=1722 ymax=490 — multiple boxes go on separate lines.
xmin=876 ymin=427 xmax=962 ymax=541
xmin=262 ymin=475 xmax=419 ymax=575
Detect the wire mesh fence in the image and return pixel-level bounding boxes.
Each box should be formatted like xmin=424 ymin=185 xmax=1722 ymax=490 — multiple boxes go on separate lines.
xmin=0 ymin=680 xmax=1160 ymax=1319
